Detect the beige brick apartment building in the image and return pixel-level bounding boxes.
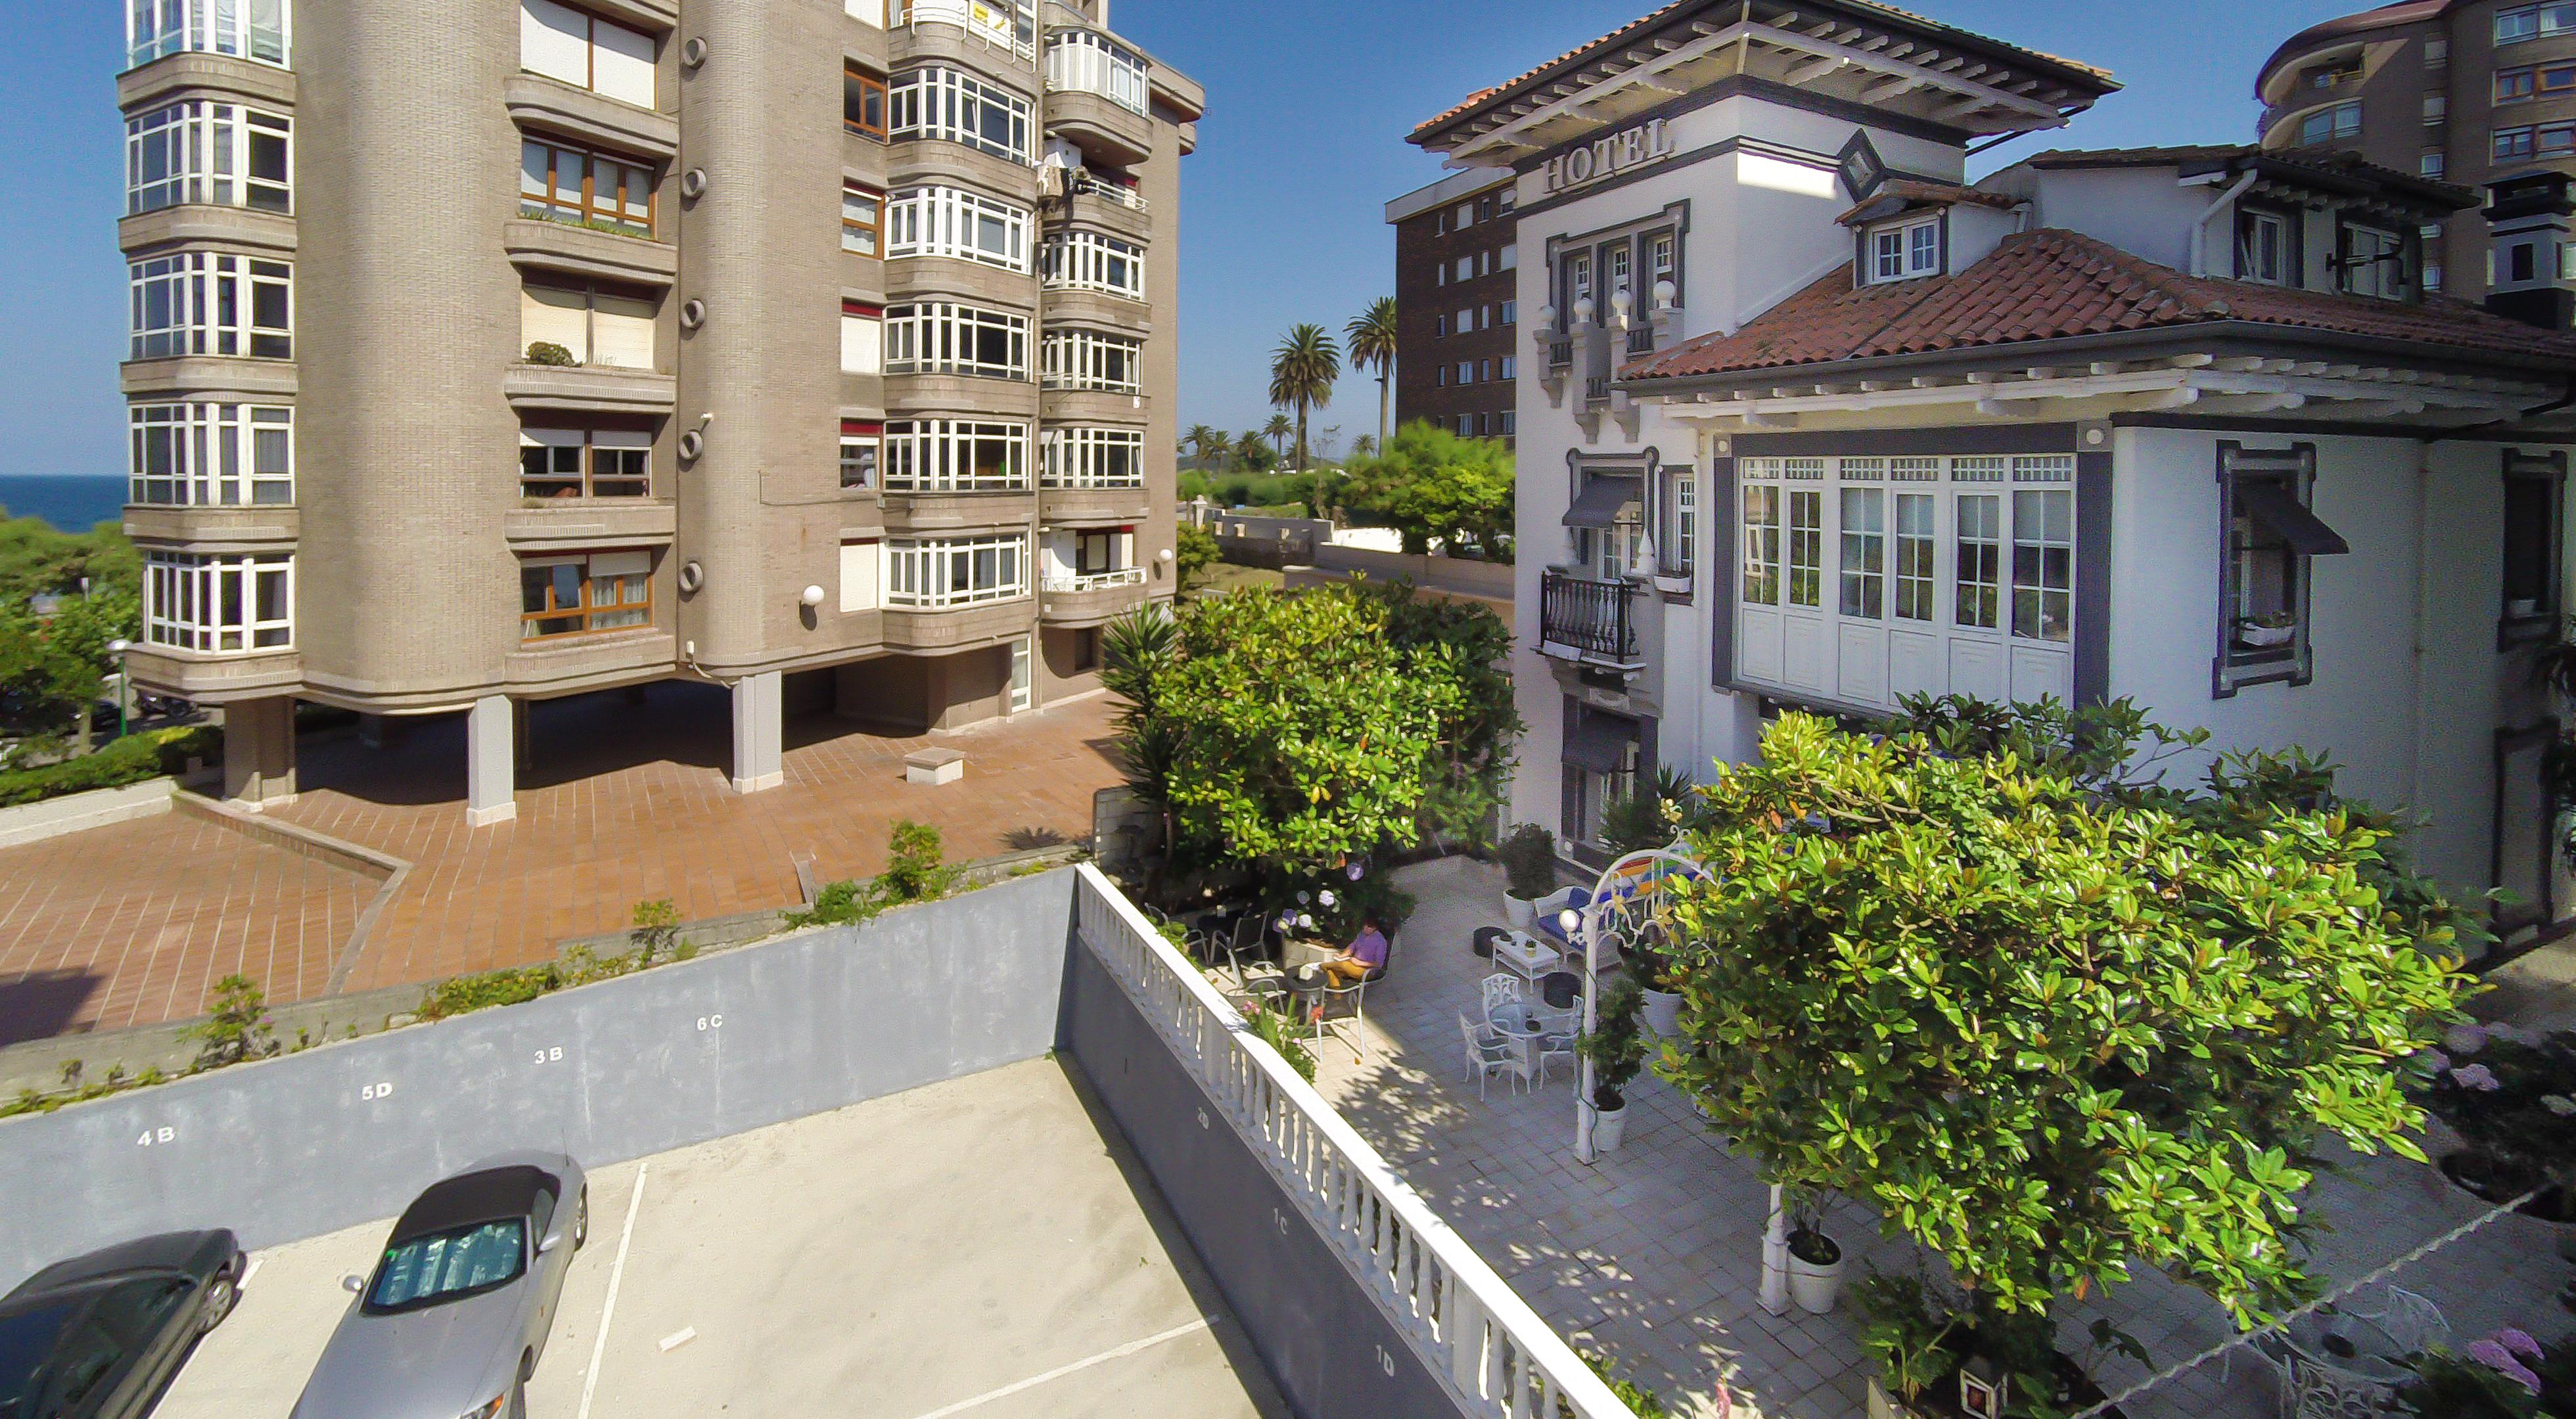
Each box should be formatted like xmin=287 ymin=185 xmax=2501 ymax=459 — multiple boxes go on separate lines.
xmin=116 ymin=0 xmax=1198 ymax=822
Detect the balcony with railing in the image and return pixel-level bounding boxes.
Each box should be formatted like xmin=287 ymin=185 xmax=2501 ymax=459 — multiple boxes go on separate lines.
xmin=1538 ymin=569 xmax=1642 ymax=668
xmin=1045 ymin=30 xmax=1149 ymax=114
xmin=1041 ymin=564 xmax=1149 ymax=623
xmin=896 ymin=0 xmax=1036 ymax=62
xmin=1070 ymin=171 xmax=1149 ymax=211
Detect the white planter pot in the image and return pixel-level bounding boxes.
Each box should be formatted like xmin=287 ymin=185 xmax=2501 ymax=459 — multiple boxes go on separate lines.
xmin=1641 ymin=988 xmax=1682 ymax=1037
xmin=1867 ymin=1377 xmax=1913 ymax=1419
xmin=1786 ymin=1236 xmax=1846 ymax=1315
xmin=1591 ymin=1100 xmax=1628 ymax=1153
xmin=1504 ymin=895 xmax=1538 ymax=930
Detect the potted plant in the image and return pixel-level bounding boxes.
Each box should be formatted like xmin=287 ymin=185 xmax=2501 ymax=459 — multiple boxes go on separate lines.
xmin=2235 ymin=610 xmax=2297 ymax=648
xmin=1854 ymin=1273 xmax=1963 ymax=1419
xmin=1580 ymin=978 xmax=1647 ymax=1154
xmin=1498 ymin=823 xmax=1557 ymax=928
xmin=1784 ymin=1194 xmax=1847 ymax=1314
xmin=1624 ymin=933 xmax=1685 ymax=1037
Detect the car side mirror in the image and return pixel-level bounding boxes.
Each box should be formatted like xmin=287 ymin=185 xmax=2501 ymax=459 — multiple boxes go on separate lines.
xmin=536 ymin=1228 xmax=564 ymax=1255
xmin=342 ymin=1274 xmax=365 ymax=1294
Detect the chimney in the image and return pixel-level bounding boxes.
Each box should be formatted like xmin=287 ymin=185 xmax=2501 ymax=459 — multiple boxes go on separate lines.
xmin=2485 ymin=171 xmax=2576 ymax=330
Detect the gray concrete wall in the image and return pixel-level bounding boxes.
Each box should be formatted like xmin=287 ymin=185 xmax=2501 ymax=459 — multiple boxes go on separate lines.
xmin=1059 ymin=932 xmax=1459 ymax=1419
xmin=0 ymin=870 xmax=1077 ymax=1292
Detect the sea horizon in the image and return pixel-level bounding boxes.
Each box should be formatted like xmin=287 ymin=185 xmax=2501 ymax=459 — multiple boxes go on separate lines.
xmin=0 ymin=474 xmax=125 ymax=534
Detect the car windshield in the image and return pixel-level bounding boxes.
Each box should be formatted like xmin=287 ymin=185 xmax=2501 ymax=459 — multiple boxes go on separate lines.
xmin=365 ymin=1220 xmax=526 ymax=1313
xmin=0 ymin=1301 xmax=77 ymax=1418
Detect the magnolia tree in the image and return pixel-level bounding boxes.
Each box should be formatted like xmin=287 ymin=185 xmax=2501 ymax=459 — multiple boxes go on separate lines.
xmin=1657 ymin=700 xmax=2478 ymax=1330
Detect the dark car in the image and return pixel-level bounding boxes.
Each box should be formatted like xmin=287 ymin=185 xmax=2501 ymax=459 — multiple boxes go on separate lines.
xmin=0 ymin=1230 xmax=244 ymax=1419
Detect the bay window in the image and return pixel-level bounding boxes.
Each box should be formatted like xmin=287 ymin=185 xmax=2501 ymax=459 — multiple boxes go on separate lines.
xmin=2217 ymin=442 xmax=2347 ymax=696
xmin=1041 ymin=230 xmax=1144 ymax=298
xmin=1954 ymin=494 xmax=2001 ymax=629
xmin=1044 ymin=30 xmax=1149 ymax=114
xmin=126 ymin=102 xmax=291 ymax=215
xmin=129 ymin=252 xmax=290 ymax=361
xmin=2011 ymin=489 xmax=2073 ymax=642
xmin=1838 ymin=485 xmax=1885 ymax=619
xmin=521 ymin=551 xmax=652 ymax=640
xmin=520 ymin=139 xmax=655 ymax=236
xmin=1786 ymin=484 xmax=1822 ymax=608
xmin=1894 ymin=492 xmax=1935 ymax=622
xmin=520 ymin=279 xmax=657 ymax=369
xmin=885 ymin=534 xmax=1028 ymax=608
xmin=883 ymin=303 xmax=1027 ymax=379
xmin=1040 ymin=329 xmax=1141 ymax=393
xmin=888 ymin=66 xmax=1032 ymax=162
xmin=882 ymin=418 xmax=1028 ymax=491
xmin=130 ymin=403 xmax=292 ymax=506
xmin=144 ymin=552 xmax=292 ymax=652
xmin=127 ymin=0 xmax=289 ymax=70
xmin=519 ymin=427 xmax=650 ymax=499
xmin=1042 ymin=427 xmax=1143 ymax=487
xmin=520 ymin=0 xmax=656 ymax=109
xmin=885 ymin=186 xmax=1031 ymax=271
xmin=1740 ymin=484 xmax=1781 ymax=606
xmin=842 ymin=185 xmax=883 ymax=256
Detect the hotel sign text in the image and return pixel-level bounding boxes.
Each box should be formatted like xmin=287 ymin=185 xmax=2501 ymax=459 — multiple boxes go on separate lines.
xmin=1542 ymin=118 xmax=1678 ymax=194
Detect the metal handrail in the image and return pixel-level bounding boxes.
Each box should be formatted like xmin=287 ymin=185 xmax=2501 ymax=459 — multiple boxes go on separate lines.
xmin=1042 ymin=568 xmax=1145 ymax=592
xmin=1071 ymin=865 xmax=1636 ymax=1418
xmin=1070 ymin=173 xmax=1150 ymax=211
xmin=1540 ymin=570 xmax=1640 ymax=662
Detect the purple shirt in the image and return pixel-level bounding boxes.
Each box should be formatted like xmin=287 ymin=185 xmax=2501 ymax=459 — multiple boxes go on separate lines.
xmin=1348 ymin=928 xmax=1389 ymax=970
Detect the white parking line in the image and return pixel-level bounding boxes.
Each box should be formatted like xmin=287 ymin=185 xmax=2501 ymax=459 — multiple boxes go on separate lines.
xmin=900 ymin=1318 xmax=1216 ymax=1419
xmin=574 ymin=1163 xmax=649 ymax=1419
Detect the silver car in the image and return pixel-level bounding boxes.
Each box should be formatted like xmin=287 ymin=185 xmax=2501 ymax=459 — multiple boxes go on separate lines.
xmin=291 ymin=1154 xmax=587 ymax=1419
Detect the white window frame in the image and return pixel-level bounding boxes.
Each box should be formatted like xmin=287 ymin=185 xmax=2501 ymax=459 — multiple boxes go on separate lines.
xmin=1040 ymin=229 xmax=1144 ymax=299
xmin=127 ymin=0 xmax=290 ymax=70
xmin=884 ymin=534 xmax=1029 ymax=608
xmin=129 ymin=403 xmax=292 ymax=507
xmin=126 ymin=101 xmax=292 ymax=216
xmin=2498 ymin=2 xmax=2576 ymax=44
xmin=888 ymin=65 xmax=1034 ymax=163
xmin=883 ymin=418 xmax=1028 ymax=491
xmin=144 ymin=551 xmax=292 ymax=652
xmin=2341 ymin=223 xmax=2408 ymax=300
xmin=1043 ymin=29 xmax=1147 ymax=115
xmin=1041 ymin=426 xmax=1143 ymax=487
xmin=2238 ymin=209 xmax=2291 ymax=284
xmin=894 ymin=0 xmax=1036 ymax=61
xmin=1040 ymin=328 xmax=1141 ymax=393
xmin=129 ymin=251 xmax=291 ymax=361
xmin=1871 ymin=215 xmax=1942 ymax=282
xmin=883 ymin=302 xmax=1028 ymax=380
xmin=885 ymin=185 xmax=1032 ymax=272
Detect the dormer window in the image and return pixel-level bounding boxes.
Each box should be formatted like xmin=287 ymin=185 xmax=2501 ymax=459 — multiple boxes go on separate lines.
xmin=1870 ymin=216 xmax=1941 ymax=283
xmin=2236 ymin=208 xmax=2295 ymax=285
xmin=2339 ymin=222 xmax=2408 ymax=300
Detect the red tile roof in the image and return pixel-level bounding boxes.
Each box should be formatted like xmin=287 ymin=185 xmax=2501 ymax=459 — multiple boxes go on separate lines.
xmin=1409 ymin=0 xmax=2115 ymax=146
xmin=2015 ymin=144 xmax=2477 ymax=210
xmin=1836 ymin=179 xmax=2020 ymax=226
xmin=1621 ymin=227 xmax=2576 ymax=385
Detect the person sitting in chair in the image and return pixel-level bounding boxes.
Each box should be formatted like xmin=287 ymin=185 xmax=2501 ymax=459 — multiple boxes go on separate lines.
xmin=1310 ymin=915 xmax=1388 ymax=989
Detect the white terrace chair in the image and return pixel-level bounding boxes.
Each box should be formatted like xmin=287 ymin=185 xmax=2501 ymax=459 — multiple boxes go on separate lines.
xmin=1481 ymin=972 xmax=1525 ymax=1021
xmin=1460 ymin=1014 xmax=1530 ymax=1100
xmin=2358 ymin=1286 xmax=2450 ymax=1357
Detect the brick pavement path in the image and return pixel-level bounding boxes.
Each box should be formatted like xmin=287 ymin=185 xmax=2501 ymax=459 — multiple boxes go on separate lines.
xmin=0 ymin=683 xmax=1125 ymax=1043
xmin=0 ymin=815 xmax=373 ymax=1045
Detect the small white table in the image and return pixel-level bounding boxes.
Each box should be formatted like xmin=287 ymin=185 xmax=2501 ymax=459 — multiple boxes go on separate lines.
xmin=1490 ymin=932 xmax=1563 ymax=983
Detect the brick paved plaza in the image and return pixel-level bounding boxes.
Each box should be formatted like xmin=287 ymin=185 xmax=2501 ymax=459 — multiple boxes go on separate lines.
xmin=1304 ymin=857 xmax=2573 ymax=1419
xmin=0 ymin=683 xmax=1123 ymax=1043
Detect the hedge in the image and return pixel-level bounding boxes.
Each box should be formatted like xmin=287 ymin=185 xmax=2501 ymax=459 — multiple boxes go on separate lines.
xmin=0 ymin=726 xmax=222 ymax=809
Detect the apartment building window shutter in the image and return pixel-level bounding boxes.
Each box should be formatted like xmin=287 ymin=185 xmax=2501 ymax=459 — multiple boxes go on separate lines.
xmin=522 ymin=284 xmax=590 ymax=362
xmin=589 ymin=291 xmax=657 ymax=369
xmin=591 ymin=20 xmax=657 ymax=108
xmin=521 ymin=0 xmax=590 ymax=87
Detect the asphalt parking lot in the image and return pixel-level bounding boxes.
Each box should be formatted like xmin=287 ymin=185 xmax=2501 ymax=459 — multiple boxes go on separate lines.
xmin=153 ymin=1058 xmax=1289 ymax=1418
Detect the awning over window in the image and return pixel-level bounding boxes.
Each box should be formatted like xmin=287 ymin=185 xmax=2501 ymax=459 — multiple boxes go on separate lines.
xmin=2238 ymin=482 xmax=2351 ymax=556
xmin=1564 ymin=713 xmax=1639 ymax=774
xmin=1562 ymin=474 xmax=1643 ymax=528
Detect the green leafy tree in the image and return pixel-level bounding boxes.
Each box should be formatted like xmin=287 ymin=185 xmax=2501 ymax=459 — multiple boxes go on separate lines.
xmin=1174 ymin=522 xmax=1219 ymax=593
xmin=1345 ymin=298 xmax=1400 ymax=452
xmin=1657 ymin=707 xmax=2476 ymax=1331
xmin=1343 ymin=420 xmax=1515 ymax=556
xmin=185 ymin=974 xmax=277 ymax=1070
xmin=1234 ymin=430 xmax=1279 ymax=474
xmin=1268 ymin=325 xmax=1340 ymax=475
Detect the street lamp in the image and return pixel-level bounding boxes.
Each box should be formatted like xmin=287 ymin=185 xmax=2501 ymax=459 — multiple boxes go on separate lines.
xmin=105 ymin=640 xmax=132 ymax=741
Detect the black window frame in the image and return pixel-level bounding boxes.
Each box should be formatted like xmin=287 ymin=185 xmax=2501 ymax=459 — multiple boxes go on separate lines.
xmin=2213 ymin=442 xmax=2346 ymax=698
xmin=2500 ymin=449 xmax=2567 ymax=647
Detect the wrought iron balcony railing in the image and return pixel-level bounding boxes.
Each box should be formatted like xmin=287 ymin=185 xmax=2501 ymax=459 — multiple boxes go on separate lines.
xmin=1540 ymin=570 xmax=1640 ymax=664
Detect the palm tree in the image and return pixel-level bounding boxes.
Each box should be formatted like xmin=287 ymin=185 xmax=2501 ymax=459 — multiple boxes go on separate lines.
xmin=1350 ymin=433 xmax=1376 ymax=460
xmin=1268 ymin=324 xmax=1340 ymax=474
xmin=1183 ymin=423 xmax=1224 ymax=472
xmin=1345 ymin=298 xmax=1399 ymax=452
xmin=1233 ymin=430 xmax=1270 ymax=472
xmin=1261 ymin=414 xmax=1292 ymax=460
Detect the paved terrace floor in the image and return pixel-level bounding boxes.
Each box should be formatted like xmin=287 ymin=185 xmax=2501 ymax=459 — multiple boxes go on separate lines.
xmin=1302 ymin=856 xmax=2571 ymax=1419
xmin=0 ymin=684 xmax=1122 ymax=1042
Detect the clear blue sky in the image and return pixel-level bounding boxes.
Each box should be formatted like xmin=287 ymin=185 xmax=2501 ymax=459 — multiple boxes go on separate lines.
xmin=1 ymin=1 xmax=2364 ymax=478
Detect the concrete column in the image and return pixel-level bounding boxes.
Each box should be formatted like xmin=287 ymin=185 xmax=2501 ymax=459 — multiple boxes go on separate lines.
xmin=358 ymin=713 xmax=388 ymax=749
xmin=220 ymin=696 xmax=298 ymax=808
xmin=512 ymin=698 xmax=533 ymax=770
xmin=466 ymin=694 xmax=517 ymax=826
xmin=731 ymin=671 xmax=784 ymax=794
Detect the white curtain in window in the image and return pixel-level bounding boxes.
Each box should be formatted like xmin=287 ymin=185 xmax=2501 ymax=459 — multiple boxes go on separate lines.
xmin=844 ymin=0 xmax=882 ymax=26
xmin=589 ymin=292 xmax=656 ymax=369
xmin=520 ymin=0 xmax=590 ymax=86
xmin=520 ymin=284 xmax=589 ymax=361
xmin=590 ymin=18 xmax=656 ymax=107
xmin=840 ymin=314 xmax=880 ymax=374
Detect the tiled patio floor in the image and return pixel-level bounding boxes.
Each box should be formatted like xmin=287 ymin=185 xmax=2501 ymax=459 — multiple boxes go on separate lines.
xmin=1301 ymin=856 xmax=2573 ymax=1419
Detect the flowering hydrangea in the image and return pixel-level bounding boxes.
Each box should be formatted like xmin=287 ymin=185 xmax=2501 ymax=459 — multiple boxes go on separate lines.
xmin=1316 ymin=890 xmax=1337 ymax=908
xmin=2447 ymin=1023 xmax=2491 ymax=1056
xmin=2545 ymin=1095 xmax=2576 ymax=1117
xmin=2422 ymin=1051 xmax=2452 ymax=1075
xmin=2468 ymin=1338 xmax=2544 ymax=1394
xmin=2497 ymin=1328 xmax=2544 ymax=1360
xmin=2450 ymin=1064 xmax=2502 ymax=1092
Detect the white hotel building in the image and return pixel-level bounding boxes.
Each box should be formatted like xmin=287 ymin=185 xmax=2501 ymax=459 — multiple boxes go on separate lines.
xmin=1406 ymin=0 xmax=2576 ymax=948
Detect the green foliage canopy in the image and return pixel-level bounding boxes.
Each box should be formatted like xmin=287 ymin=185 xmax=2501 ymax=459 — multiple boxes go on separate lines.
xmin=1343 ymin=420 xmax=1515 ymax=557
xmin=1657 ymin=708 xmax=2476 ymax=1327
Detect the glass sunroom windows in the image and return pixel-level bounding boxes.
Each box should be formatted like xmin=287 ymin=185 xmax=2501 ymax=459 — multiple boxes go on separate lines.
xmin=128 ymin=0 xmax=289 ymax=70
